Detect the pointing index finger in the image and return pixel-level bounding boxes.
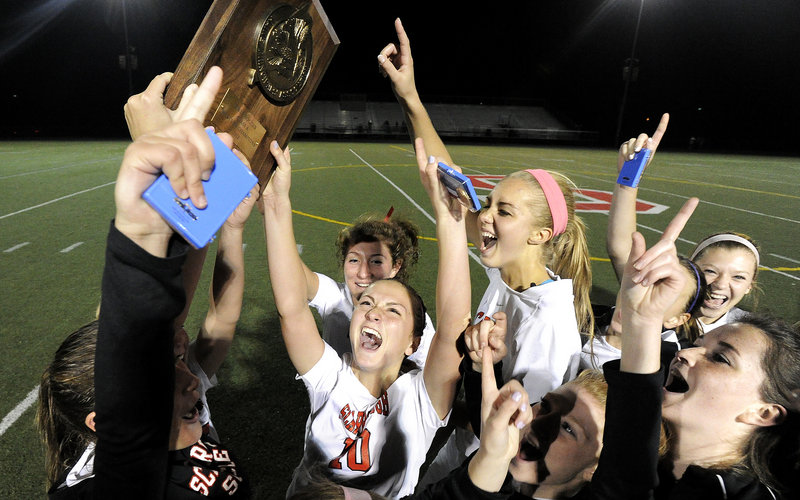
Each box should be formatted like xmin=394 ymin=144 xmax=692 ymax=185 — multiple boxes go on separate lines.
xmin=481 ymin=345 xmax=498 ymax=402
xmin=660 ymin=197 xmax=698 ymax=243
xmin=395 ymin=18 xmax=411 ymax=55
xmin=650 ymin=113 xmax=670 ymax=150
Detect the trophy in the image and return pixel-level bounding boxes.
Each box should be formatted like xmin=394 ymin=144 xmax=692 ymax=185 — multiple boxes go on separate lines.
xmin=163 ymin=0 xmax=339 ymax=191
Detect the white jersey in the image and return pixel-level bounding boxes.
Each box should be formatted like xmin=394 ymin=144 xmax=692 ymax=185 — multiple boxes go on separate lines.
xmin=309 ymin=272 xmax=436 ymax=367
xmin=287 ymin=344 xmax=448 ymax=498
xmin=476 ymin=267 xmax=582 ymax=402
xmin=580 ymin=326 xmax=680 ymax=371
xmin=187 ymin=340 xmax=219 ymax=441
xmin=420 ymin=267 xmax=582 ymax=488
xmin=699 ymin=306 xmax=747 ymax=333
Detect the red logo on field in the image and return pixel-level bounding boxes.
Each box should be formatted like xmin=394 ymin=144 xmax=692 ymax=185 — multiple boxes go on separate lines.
xmin=464 ymin=175 xmax=668 ymax=214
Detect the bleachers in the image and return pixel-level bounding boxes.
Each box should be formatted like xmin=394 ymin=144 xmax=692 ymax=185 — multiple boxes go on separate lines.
xmin=295 ymin=100 xmax=598 ymax=144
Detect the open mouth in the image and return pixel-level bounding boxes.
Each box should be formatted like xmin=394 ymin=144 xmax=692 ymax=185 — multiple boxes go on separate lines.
xmin=360 ymin=327 xmax=383 ymax=351
xmin=703 ymin=291 xmax=728 ymax=309
xmin=182 ymin=400 xmax=203 ymax=421
xmin=517 ymin=436 xmax=545 ymax=462
xmin=664 ymin=368 xmax=689 ymax=393
xmin=481 ymin=231 xmax=497 ymax=252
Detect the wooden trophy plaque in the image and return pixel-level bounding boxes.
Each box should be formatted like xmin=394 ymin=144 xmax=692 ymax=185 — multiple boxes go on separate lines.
xmin=164 ymin=0 xmax=339 ymax=192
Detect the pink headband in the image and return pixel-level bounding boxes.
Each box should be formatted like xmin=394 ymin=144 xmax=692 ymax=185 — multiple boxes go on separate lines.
xmin=526 ymin=169 xmax=568 ymax=236
xmin=342 ymin=486 xmax=371 ymax=500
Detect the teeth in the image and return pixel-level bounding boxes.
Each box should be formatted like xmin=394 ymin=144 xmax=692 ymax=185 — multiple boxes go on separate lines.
xmin=709 ymin=292 xmax=726 ymax=300
xmin=362 ymin=327 xmax=382 ymax=340
xmin=356 ymin=283 xmax=369 ymax=288
xmin=361 ymin=327 xmax=383 ymax=349
xmin=481 ymin=232 xmax=497 ymax=240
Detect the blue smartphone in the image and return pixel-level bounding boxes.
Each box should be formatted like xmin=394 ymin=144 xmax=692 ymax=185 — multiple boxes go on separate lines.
xmin=142 ymin=129 xmax=259 ymax=248
xmin=437 ymin=162 xmax=481 ymax=212
xmin=616 ymin=148 xmax=651 ymax=188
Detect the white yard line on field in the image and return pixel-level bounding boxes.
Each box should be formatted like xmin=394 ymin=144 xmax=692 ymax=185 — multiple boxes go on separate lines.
xmin=0 ymin=181 xmax=116 ymax=220
xmin=349 ymin=148 xmax=486 ymax=269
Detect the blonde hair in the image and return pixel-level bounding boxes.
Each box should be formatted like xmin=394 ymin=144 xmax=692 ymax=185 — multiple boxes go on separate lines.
xmin=506 ymin=170 xmax=594 ymax=336
xmin=576 ymin=369 xmax=668 ymax=457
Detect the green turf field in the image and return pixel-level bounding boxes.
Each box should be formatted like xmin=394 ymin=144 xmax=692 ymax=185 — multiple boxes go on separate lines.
xmin=1 ymin=139 xmax=798 ymax=498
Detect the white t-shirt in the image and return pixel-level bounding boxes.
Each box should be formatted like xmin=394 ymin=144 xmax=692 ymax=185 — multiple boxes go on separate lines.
xmin=187 ymin=340 xmax=219 ymax=441
xmin=309 ymin=272 xmax=436 ymax=367
xmin=476 ymin=267 xmax=582 ymax=403
xmin=580 ymin=327 xmax=680 ymax=371
xmin=287 ymin=344 xmax=448 ymax=498
xmin=419 ymin=268 xmax=582 ymax=488
xmin=699 ymin=306 xmax=748 ymax=333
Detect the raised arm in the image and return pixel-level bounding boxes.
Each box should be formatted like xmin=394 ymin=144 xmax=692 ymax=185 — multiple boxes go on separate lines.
xmin=261 ymin=141 xmax=325 ymax=375
xmin=468 ymin=348 xmax=531 ymax=492
xmin=192 ymin=154 xmax=259 ymax=378
xmin=378 ymin=19 xmax=486 ymax=245
xmin=378 ymin=18 xmax=453 ymax=165
xmin=125 ymin=71 xmax=223 ymax=328
xmin=619 ymin=197 xmax=697 ymax=374
xmin=95 ymin=69 xmax=223 ymax=498
xmin=607 ymin=113 xmax=669 ymax=281
xmin=415 ymin=138 xmax=471 ymax=419
xmin=591 ymin=198 xmax=697 ymax=499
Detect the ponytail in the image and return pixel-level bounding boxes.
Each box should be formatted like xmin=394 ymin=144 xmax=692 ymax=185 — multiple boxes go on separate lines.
xmin=551 ymin=211 xmax=594 ymax=336
xmin=507 ymin=170 xmax=595 ymax=337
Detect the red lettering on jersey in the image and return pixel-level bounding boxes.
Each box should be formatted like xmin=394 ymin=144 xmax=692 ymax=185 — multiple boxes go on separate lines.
xmin=190 ymin=444 xmax=213 ymax=462
xmin=377 ymin=393 xmax=389 ymax=415
xmin=346 ymin=429 xmax=372 ymax=472
xmin=222 ymin=474 xmax=239 ymax=495
xmin=329 ymin=429 xmax=373 ymax=473
xmin=354 ymin=411 xmax=367 ymax=431
xmin=212 ymin=449 xmax=231 ymax=462
xmin=189 ymin=467 xmax=219 ymax=496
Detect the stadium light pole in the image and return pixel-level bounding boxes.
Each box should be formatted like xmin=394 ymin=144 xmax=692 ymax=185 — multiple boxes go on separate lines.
xmin=121 ymin=0 xmax=133 ymax=96
xmin=614 ymin=0 xmax=645 ymax=146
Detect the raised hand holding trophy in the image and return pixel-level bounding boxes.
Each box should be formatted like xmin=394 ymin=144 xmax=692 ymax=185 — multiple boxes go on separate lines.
xmin=163 ymin=0 xmax=339 ymax=192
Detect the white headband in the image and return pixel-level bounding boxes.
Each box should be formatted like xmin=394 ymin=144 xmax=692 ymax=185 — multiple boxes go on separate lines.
xmin=690 ymin=234 xmax=760 ymax=267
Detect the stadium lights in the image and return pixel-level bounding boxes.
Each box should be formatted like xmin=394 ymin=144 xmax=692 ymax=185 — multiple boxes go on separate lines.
xmin=614 ymin=0 xmax=645 ymax=146
xmin=121 ymin=0 xmax=133 ymax=96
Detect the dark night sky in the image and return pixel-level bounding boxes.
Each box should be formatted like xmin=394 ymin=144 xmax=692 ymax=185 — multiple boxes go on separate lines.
xmin=1 ymin=0 xmax=799 ymax=153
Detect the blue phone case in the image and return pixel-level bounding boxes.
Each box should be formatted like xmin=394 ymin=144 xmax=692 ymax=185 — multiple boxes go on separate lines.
xmin=437 ymin=162 xmax=482 ymax=212
xmin=142 ymin=129 xmax=259 ymax=248
xmin=616 ymin=148 xmax=651 ymax=188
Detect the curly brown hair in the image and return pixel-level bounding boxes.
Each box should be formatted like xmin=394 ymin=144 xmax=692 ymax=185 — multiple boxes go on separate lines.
xmin=335 ymin=214 xmax=421 ymax=283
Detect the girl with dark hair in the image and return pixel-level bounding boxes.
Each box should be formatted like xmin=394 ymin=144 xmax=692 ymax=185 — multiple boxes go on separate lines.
xmin=262 ymin=138 xmax=470 ymax=497
xmin=304 ymin=212 xmax=437 ymax=367
xmin=37 ymin=68 xmax=250 ymax=499
xmin=591 ymin=197 xmax=800 ymax=499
